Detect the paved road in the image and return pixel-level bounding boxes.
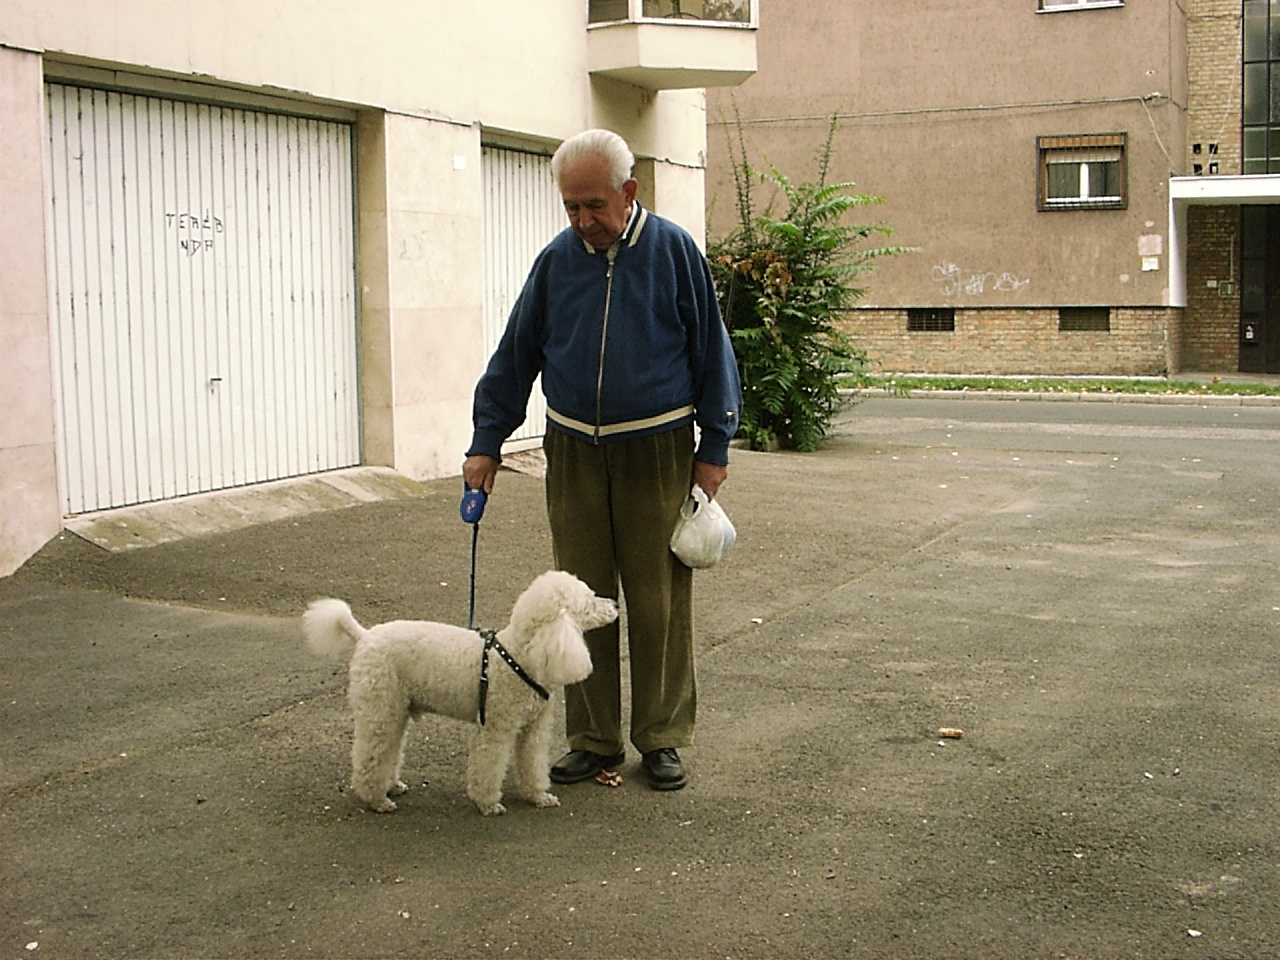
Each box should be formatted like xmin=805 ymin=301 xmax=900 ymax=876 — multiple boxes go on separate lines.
xmin=3 ymin=395 xmax=1278 ymax=959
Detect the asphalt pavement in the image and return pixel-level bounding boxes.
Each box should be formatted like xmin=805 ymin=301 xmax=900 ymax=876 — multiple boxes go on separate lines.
xmin=3 ymin=394 xmax=1280 ymax=959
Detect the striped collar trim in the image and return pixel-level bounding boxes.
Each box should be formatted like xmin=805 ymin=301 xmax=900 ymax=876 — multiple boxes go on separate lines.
xmin=579 ymin=202 xmax=648 ymax=254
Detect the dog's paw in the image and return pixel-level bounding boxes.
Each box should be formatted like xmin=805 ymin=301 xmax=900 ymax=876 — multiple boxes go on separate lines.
xmin=388 ymin=780 xmax=409 ymax=797
xmin=531 ymin=791 xmax=561 ymax=809
xmin=478 ymin=801 xmax=507 ymax=817
xmin=365 ymin=796 xmax=398 ymax=813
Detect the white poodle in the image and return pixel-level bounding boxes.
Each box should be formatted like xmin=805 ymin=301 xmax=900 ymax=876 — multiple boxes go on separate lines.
xmin=303 ymin=570 xmax=617 ymax=816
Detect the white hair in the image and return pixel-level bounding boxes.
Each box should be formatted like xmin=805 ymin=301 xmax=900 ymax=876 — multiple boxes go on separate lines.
xmin=551 ymin=129 xmax=635 ymax=190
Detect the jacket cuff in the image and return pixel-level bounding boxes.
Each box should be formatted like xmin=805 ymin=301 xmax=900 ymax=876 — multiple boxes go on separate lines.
xmin=695 ymin=433 xmax=731 ymax=466
xmin=466 ymin=429 xmax=506 ymax=461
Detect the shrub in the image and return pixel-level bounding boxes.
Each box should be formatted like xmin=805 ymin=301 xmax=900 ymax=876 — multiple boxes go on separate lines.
xmin=709 ymin=111 xmax=912 ymax=451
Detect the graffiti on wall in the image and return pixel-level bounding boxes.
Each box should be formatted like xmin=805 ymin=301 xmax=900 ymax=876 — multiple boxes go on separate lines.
xmin=166 ymin=211 xmax=225 ymax=256
xmin=930 ymin=261 xmax=1031 ymax=297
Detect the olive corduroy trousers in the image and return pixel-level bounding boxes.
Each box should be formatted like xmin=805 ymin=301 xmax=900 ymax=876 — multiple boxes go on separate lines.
xmin=543 ymin=425 xmax=696 ymax=755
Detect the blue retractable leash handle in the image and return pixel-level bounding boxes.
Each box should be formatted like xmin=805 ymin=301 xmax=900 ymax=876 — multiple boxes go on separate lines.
xmin=461 ymin=483 xmax=487 ymax=629
xmin=460 ymin=484 xmax=487 ymax=525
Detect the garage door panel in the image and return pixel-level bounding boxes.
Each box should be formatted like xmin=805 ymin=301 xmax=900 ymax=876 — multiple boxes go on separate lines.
xmin=481 ymin=146 xmax=565 ymax=446
xmin=158 ymin=95 xmax=211 ymax=499
xmin=46 ymin=83 xmax=358 ymax=515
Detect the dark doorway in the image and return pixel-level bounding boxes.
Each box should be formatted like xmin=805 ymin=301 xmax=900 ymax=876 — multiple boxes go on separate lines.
xmin=1239 ymin=205 xmax=1280 ymax=373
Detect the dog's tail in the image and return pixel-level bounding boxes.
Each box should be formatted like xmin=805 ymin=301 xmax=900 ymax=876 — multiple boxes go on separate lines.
xmin=303 ymin=598 xmax=366 ymax=658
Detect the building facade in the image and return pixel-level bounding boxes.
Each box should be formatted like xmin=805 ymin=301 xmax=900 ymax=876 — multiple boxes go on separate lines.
xmin=0 ymin=0 xmax=756 ymax=575
xmin=706 ymin=0 xmax=1268 ymax=380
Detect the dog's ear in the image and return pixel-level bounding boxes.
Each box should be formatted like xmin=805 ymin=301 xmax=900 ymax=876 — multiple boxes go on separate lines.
xmin=530 ymin=611 xmax=593 ymax=686
xmin=511 ymin=572 xmax=572 ymax=633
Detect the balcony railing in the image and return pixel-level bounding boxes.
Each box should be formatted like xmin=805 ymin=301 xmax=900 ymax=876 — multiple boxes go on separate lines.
xmin=589 ymin=0 xmax=756 ymax=28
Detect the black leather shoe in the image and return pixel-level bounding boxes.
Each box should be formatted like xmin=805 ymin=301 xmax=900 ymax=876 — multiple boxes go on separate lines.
xmin=641 ymin=748 xmax=687 ymax=791
xmin=550 ymin=749 xmax=626 ymax=784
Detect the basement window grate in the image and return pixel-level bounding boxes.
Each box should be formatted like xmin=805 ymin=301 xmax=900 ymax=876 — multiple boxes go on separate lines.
xmin=1059 ymin=307 xmax=1111 ymax=332
xmin=907 ymin=308 xmax=956 ymax=332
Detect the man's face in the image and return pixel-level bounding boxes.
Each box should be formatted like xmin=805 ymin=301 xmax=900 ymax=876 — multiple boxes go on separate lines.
xmin=559 ymin=153 xmax=638 ymax=251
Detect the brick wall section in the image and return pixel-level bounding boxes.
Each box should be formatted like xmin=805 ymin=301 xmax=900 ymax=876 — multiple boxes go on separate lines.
xmin=1187 ymin=0 xmax=1242 ymax=175
xmin=838 ymin=307 xmax=1182 ymax=376
xmin=1184 ymin=205 xmax=1241 ymax=370
xmin=1181 ymin=0 xmax=1243 ymax=371
xmin=1167 ymin=305 xmax=1184 ymax=375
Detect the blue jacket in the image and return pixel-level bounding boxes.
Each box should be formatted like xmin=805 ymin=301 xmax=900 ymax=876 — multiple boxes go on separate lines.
xmin=468 ymin=203 xmax=741 ymax=465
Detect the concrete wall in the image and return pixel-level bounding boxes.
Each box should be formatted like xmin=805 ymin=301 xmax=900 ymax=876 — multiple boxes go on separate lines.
xmin=1 ymin=0 xmax=710 ymax=171
xmin=355 ymin=112 xmax=487 ymax=482
xmin=0 ymin=47 xmax=62 ymax=576
xmin=707 ymin=0 xmax=1184 ymax=308
xmin=0 ymin=1 xmax=730 ymax=574
xmin=705 ymin=0 xmax=1203 ymax=376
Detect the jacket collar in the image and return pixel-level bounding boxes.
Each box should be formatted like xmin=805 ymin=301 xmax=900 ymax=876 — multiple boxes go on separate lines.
xmin=579 ymin=200 xmax=648 ymax=255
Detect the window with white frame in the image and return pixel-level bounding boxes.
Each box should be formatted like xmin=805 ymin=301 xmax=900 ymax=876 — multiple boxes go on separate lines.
xmin=1038 ymin=0 xmax=1123 ymax=10
xmin=1038 ymin=134 xmax=1127 ymax=210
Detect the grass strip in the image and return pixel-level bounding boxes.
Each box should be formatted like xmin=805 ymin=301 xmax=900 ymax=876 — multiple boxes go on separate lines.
xmin=848 ymin=375 xmax=1280 ymax=397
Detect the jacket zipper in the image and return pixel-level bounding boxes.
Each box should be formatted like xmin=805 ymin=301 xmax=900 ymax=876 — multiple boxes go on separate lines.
xmin=594 ymin=244 xmax=618 ymax=443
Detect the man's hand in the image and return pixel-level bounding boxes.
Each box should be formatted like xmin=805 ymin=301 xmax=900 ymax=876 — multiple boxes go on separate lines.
xmin=693 ymin=460 xmax=728 ymax=499
xmin=463 ymin=454 xmax=501 ymax=494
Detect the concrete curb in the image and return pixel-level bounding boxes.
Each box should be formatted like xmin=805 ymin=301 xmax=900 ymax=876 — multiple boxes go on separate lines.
xmin=64 ymin=466 xmax=434 ymax=552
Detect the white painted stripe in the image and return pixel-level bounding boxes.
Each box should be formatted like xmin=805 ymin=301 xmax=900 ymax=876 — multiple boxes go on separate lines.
xmin=547 ymin=404 xmax=695 ymax=438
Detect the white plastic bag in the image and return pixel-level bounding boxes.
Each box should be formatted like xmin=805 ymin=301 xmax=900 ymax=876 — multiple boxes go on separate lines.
xmin=669 ymin=484 xmax=736 ymax=569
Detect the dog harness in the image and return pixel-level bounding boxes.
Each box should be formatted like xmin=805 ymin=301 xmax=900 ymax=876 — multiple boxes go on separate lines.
xmin=476 ymin=628 xmax=549 ymax=726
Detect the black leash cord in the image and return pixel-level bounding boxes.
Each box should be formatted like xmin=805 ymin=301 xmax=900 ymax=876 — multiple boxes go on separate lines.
xmin=467 ymin=521 xmax=479 ymax=630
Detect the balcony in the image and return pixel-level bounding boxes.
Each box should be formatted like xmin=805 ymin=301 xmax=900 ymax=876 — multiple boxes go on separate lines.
xmin=587 ymin=0 xmax=758 ymax=90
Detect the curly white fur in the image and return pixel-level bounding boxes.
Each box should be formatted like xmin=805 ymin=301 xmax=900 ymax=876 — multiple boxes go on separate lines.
xmin=303 ymin=570 xmax=617 ymax=816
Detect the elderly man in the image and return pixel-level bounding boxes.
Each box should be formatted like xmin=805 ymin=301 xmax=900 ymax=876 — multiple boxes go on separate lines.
xmin=463 ymin=129 xmax=740 ymax=791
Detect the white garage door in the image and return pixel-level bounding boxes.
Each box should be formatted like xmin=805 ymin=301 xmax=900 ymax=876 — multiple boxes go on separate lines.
xmin=481 ymin=146 xmax=566 ymax=446
xmin=45 ymin=83 xmax=359 ymax=515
